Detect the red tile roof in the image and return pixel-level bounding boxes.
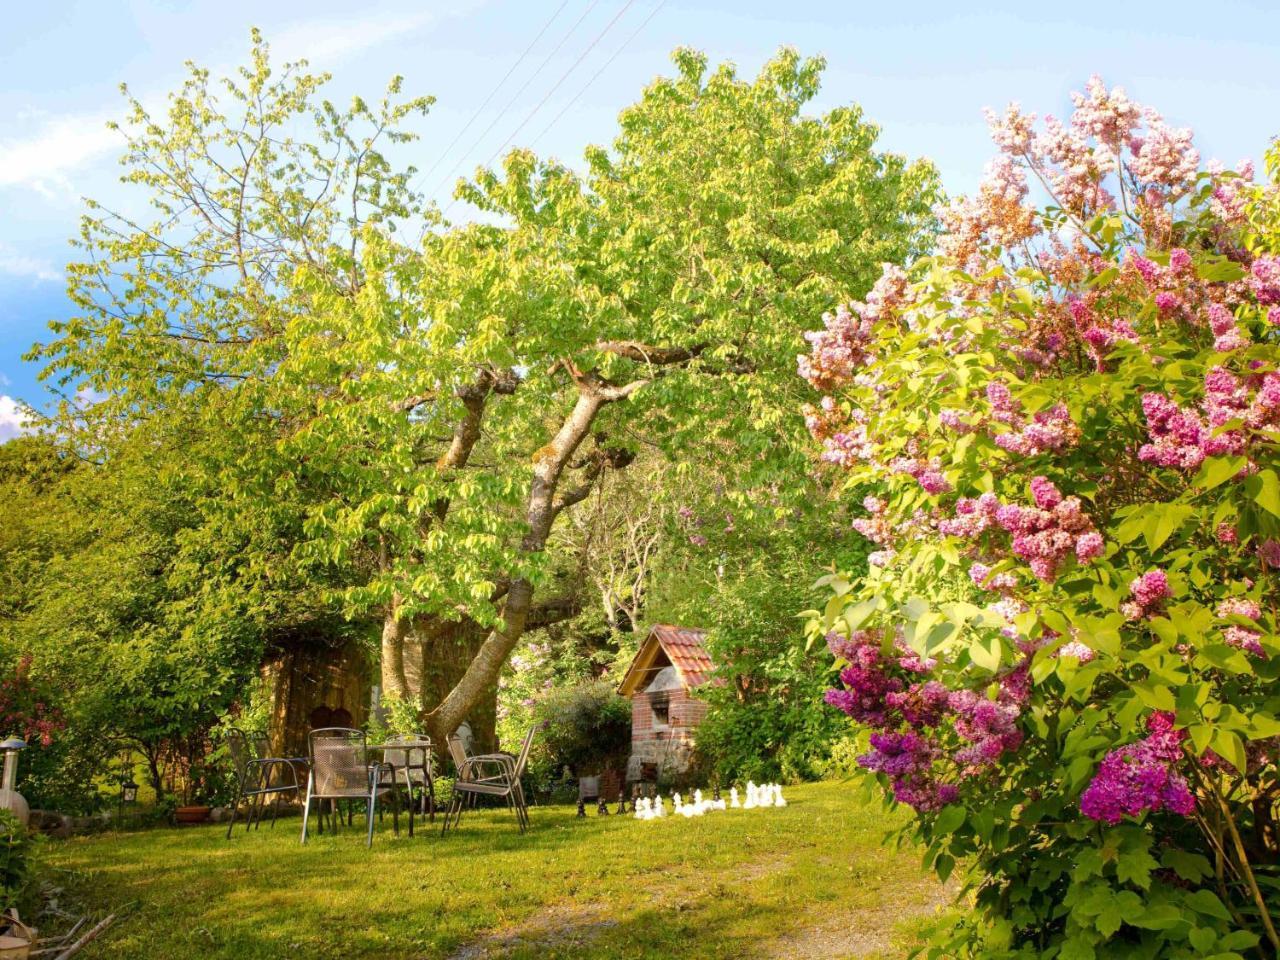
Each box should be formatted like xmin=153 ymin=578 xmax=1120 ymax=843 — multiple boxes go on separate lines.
xmin=617 ymin=624 xmax=714 ymax=696
xmin=652 ymin=624 xmax=714 ymax=689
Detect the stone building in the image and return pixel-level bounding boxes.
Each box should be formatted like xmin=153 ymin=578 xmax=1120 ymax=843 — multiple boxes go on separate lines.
xmin=617 ymin=624 xmax=714 ymax=786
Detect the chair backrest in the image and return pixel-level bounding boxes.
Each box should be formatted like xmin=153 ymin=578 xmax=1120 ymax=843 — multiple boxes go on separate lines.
xmin=308 ymin=728 xmax=368 ymax=796
xmin=446 ymin=734 xmax=471 ymax=779
xmin=512 ymin=724 xmax=538 ymax=780
xmin=225 ymin=729 xmax=268 ymax=780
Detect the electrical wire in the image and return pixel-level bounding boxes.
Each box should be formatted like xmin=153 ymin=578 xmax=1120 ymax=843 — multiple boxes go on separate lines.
xmin=410 ymin=0 xmax=572 ymax=195
xmin=426 ymin=0 xmax=604 ymax=206
xmin=439 ymin=0 xmax=638 ymax=220
xmin=474 ymin=0 xmax=637 ymax=173
xmin=527 ymin=0 xmax=665 ymax=153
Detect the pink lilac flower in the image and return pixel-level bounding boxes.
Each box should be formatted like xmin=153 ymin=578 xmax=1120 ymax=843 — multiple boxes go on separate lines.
xmin=948 ymin=689 xmax=1024 ymax=773
xmin=1080 ymin=713 xmax=1195 ymax=824
xmin=937 ymin=493 xmax=1000 ymax=538
xmin=991 ymin=478 xmax=1103 ymax=582
xmin=1218 ymin=598 xmax=1266 ymax=656
xmin=1154 ymin=291 xmax=1181 ymax=314
xmin=939 ymin=409 xmax=976 ymax=434
xmin=993 ymin=403 xmax=1080 ymax=457
xmin=969 ymin=562 xmax=1018 ymax=592
xmin=1216 ymin=523 xmax=1239 ymax=545
xmin=1129 ymin=118 xmax=1200 ymax=195
xmin=1068 ymin=76 xmax=1142 ymax=150
xmin=1125 ymin=569 xmax=1171 ymax=620
xmin=1250 ymin=255 xmax=1280 ymax=306
xmin=1057 ymin=640 xmax=1096 ymax=662
xmin=1075 ymin=531 xmax=1105 ymax=562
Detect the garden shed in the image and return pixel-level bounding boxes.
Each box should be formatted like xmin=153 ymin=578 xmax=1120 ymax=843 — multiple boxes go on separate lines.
xmin=618 ymin=624 xmax=714 ymax=784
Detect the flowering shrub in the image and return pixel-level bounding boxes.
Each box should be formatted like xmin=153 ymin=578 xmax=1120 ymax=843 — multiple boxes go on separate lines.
xmin=802 ymin=78 xmax=1280 ymax=958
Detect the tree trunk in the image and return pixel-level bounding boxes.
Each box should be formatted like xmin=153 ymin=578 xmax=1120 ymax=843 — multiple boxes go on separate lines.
xmin=380 ymin=600 xmax=412 ymax=702
xmin=410 ymin=618 xmax=498 ymax=752
xmin=426 ymin=385 xmax=611 ymax=740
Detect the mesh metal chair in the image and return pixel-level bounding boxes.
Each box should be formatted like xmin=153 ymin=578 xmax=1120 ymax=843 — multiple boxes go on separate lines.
xmin=300 ymin=727 xmax=411 ymax=847
xmin=381 ymin=732 xmax=436 ymax=821
xmin=442 ymin=724 xmax=537 ymax=835
xmin=224 ymin=729 xmax=304 ymax=840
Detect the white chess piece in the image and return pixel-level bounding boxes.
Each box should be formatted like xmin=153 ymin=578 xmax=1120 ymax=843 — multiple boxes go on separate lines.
xmin=744 ymin=781 xmax=757 ymax=809
xmin=774 ymin=784 xmax=786 ymax=808
xmin=634 ymin=797 xmax=645 ymax=819
xmin=654 ymin=795 xmax=665 ymax=817
xmin=681 ymin=803 xmax=695 ymax=818
xmin=673 ymin=792 xmax=683 ymax=813
xmin=730 ymin=787 xmax=740 ymax=809
xmin=694 ymin=789 xmax=703 ymax=808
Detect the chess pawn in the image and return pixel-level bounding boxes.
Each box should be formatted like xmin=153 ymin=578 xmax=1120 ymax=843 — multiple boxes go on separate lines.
xmin=634 ymin=797 xmax=647 ymax=819
xmin=681 ymin=804 xmax=695 ymax=818
xmin=775 ymin=784 xmax=787 ymax=808
xmin=673 ymin=792 xmax=683 ymax=812
xmin=654 ymin=795 xmax=665 ymax=817
xmin=694 ymin=789 xmax=703 ymax=807
xmin=730 ymin=787 xmax=740 ymax=809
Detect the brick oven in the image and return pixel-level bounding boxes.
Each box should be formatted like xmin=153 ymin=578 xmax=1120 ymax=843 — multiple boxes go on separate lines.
xmin=617 ymin=625 xmax=714 ymax=787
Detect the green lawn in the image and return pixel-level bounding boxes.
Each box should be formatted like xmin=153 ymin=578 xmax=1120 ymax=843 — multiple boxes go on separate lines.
xmin=44 ymin=781 xmax=952 ymax=960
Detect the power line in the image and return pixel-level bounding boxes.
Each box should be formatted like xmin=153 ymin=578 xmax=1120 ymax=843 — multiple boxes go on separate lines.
xmin=475 ymin=0 xmax=637 ymax=173
xmin=410 ymin=0 xmax=572 ymax=195
xmin=440 ymin=0 xmax=639 ymax=221
xmin=426 ymin=0 xmax=604 ymax=206
xmin=528 ymin=0 xmax=665 ymax=153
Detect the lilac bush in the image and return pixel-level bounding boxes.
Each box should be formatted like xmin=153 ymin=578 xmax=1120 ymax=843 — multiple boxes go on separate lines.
xmin=801 ymin=78 xmax=1280 ymax=958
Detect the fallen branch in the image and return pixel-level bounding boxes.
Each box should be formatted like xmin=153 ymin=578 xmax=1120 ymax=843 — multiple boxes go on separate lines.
xmin=51 ymin=914 xmax=115 ymax=960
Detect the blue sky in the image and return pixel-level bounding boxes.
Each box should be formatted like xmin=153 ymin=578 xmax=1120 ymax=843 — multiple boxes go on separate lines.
xmin=2 ymin=0 xmax=1279 ymax=437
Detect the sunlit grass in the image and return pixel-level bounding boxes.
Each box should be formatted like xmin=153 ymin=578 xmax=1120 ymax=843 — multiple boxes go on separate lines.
xmin=45 ymin=780 xmax=949 ymax=959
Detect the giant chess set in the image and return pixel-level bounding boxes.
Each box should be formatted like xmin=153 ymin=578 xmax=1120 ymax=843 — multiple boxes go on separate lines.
xmin=632 ymin=781 xmax=786 ymax=820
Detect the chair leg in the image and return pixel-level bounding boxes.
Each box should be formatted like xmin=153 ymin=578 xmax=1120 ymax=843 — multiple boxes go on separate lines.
xmin=225 ymin=778 xmax=243 ymax=840
xmin=300 ymin=776 xmax=314 ymax=844
xmin=269 ymin=793 xmax=281 ymax=829
xmin=366 ymin=793 xmax=376 ymax=848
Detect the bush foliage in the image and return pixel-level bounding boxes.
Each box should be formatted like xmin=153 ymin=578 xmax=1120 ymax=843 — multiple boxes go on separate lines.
xmin=805 ymin=77 xmax=1280 ymax=958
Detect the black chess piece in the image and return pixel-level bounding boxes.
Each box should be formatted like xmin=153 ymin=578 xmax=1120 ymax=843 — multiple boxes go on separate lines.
xmin=616 ymin=795 xmax=628 ymax=815
xmin=597 ymin=797 xmax=610 ymax=816
xmin=576 ymin=798 xmax=586 ymax=818
xmin=713 ymin=784 xmax=721 ymax=802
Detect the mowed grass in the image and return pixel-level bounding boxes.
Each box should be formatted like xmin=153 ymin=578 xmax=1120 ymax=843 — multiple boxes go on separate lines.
xmin=44 ymin=781 xmax=952 ymax=960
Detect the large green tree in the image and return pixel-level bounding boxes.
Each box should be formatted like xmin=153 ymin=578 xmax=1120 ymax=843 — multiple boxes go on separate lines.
xmin=33 ymin=36 xmax=938 ymax=744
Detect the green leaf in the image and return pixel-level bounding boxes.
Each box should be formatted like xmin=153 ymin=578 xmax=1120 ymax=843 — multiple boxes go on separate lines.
xmin=933 ymin=804 xmax=965 ymax=835
xmin=1116 ymin=847 xmax=1159 ymax=889
xmin=1193 ymin=455 xmax=1247 ymax=492
xmin=1212 ymin=728 xmax=1247 ymax=773
xmin=1251 ymin=469 xmax=1280 ymax=518
xmin=1184 ymin=889 xmax=1231 ymax=921
xmin=1129 ymin=903 xmax=1182 ymax=929
xmin=1144 ymin=504 xmax=1195 ymax=551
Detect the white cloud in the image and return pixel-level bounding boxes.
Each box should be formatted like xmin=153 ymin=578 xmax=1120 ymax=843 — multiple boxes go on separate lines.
xmin=270 ymin=8 xmax=465 ymax=65
xmin=0 ymin=5 xmax=482 ymax=197
xmin=0 ymin=110 xmax=119 ymax=196
xmin=0 ymin=244 xmax=61 ymax=284
xmin=0 ymin=396 xmax=32 ymax=443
